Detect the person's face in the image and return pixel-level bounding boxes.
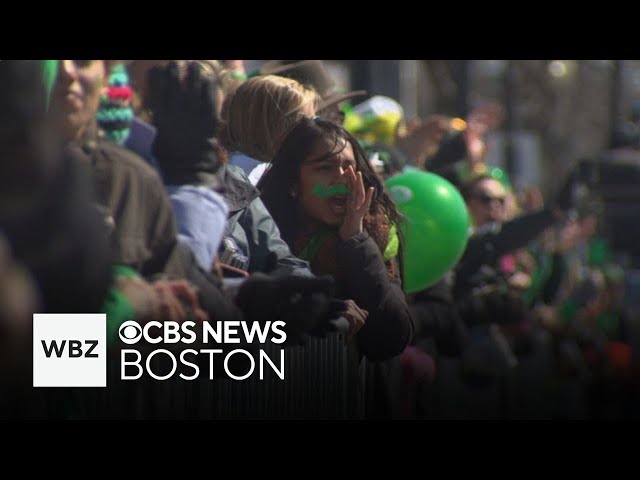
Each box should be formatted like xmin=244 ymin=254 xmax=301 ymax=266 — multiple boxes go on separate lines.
xmin=52 ymin=60 xmax=107 ymax=140
xmin=466 ymin=178 xmax=507 ymax=226
xmin=502 ymin=192 xmax=519 ymax=221
xmin=297 ymin=135 xmax=356 ymax=229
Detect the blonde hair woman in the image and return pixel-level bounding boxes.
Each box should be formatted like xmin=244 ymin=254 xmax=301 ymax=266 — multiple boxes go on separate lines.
xmin=222 ymin=74 xmax=320 ymax=184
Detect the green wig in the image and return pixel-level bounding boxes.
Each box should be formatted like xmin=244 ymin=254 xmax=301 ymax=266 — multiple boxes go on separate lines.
xmin=40 ymin=60 xmax=58 ymax=110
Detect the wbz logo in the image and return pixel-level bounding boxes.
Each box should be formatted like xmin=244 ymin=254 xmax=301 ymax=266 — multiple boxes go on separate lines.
xmin=33 ymin=314 xmax=106 ymax=387
xmin=41 ymin=339 xmax=99 ymax=358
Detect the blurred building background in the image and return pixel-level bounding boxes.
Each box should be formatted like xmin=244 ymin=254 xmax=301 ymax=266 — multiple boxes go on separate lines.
xmin=247 ymin=60 xmax=636 ymax=190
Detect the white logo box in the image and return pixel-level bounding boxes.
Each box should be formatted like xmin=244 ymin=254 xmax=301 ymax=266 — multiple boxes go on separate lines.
xmin=33 ymin=313 xmax=107 ymax=387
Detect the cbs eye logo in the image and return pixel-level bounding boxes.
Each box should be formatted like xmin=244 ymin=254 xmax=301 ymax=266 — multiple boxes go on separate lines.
xmin=119 ymin=321 xmax=142 ymax=345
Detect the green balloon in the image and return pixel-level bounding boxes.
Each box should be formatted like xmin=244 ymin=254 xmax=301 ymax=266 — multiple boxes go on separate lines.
xmin=386 ymin=169 xmax=471 ymax=294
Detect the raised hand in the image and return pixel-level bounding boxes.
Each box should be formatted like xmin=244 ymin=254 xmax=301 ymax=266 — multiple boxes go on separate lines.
xmin=396 ymin=115 xmax=451 ymax=167
xmin=148 ymin=60 xmax=222 ymax=185
xmin=338 ymin=166 xmax=374 ymax=241
xmin=330 ymin=299 xmax=368 ymax=342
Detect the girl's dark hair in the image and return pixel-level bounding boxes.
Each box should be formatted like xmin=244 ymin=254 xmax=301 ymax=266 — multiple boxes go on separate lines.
xmin=258 ymin=117 xmax=401 ymax=246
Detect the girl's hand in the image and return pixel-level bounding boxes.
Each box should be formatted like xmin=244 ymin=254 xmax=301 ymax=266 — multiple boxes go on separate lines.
xmin=338 ymin=166 xmax=374 ymax=241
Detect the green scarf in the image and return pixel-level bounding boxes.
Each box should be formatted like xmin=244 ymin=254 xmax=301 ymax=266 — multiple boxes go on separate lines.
xmin=297 ymin=224 xmax=399 ymax=264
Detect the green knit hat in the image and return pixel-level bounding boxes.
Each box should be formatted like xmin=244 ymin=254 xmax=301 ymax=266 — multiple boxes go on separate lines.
xmin=97 ymin=63 xmax=134 ymax=144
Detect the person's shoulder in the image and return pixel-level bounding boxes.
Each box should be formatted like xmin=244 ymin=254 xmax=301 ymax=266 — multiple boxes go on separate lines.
xmin=222 ymin=164 xmax=261 ymax=212
xmin=169 ymin=185 xmax=228 ymax=211
xmin=95 ymin=140 xmax=162 ymax=183
xmin=129 ymin=116 xmax=157 ymax=137
xmin=226 ymin=162 xmax=251 ymax=182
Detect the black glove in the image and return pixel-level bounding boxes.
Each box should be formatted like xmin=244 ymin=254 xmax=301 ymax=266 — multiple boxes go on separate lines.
xmin=148 ymin=61 xmax=222 ymax=186
xmin=234 ymin=273 xmax=337 ymax=344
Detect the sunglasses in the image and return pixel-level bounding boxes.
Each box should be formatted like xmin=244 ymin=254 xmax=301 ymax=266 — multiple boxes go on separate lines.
xmin=473 ymin=192 xmax=506 ymax=206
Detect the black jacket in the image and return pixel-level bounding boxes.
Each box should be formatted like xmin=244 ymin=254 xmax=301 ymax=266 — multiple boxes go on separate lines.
xmin=409 ymin=275 xmax=470 ymax=356
xmin=335 ymin=231 xmax=414 ymax=361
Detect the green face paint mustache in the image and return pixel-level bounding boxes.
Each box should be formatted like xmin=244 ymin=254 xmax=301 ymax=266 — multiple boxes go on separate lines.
xmin=312 ymin=182 xmax=350 ymax=198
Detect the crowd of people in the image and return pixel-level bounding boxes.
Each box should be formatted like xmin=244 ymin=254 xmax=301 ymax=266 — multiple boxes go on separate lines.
xmin=0 ymin=59 xmax=637 ymax=419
